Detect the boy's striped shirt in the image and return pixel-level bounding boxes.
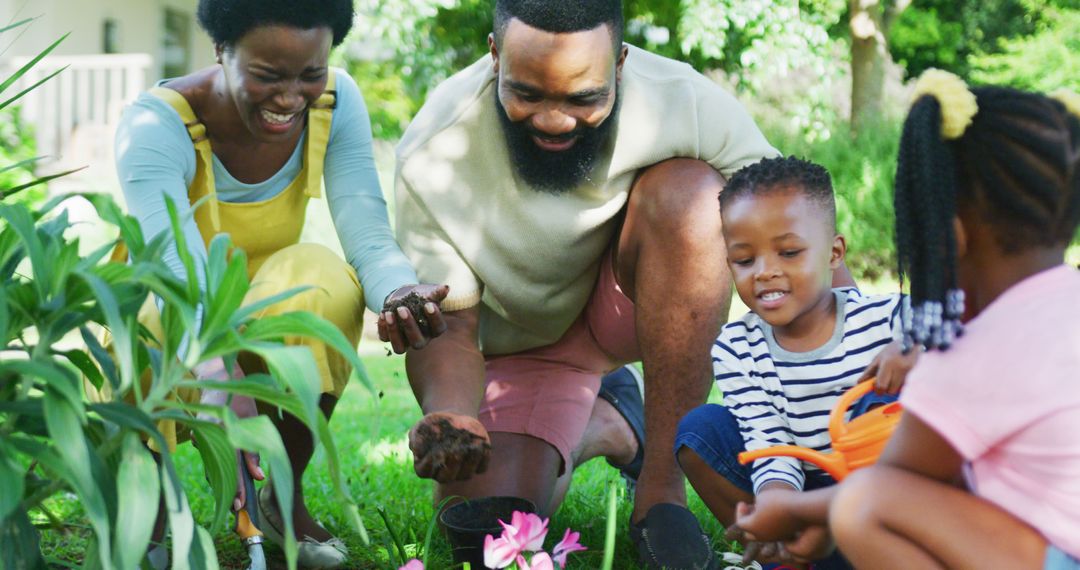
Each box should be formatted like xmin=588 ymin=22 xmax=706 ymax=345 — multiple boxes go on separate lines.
xmin=714 ymin=288 xmax=904 ymax=493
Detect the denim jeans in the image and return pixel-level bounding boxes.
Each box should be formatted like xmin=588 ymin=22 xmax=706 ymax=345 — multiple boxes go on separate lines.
xmin=674 ymin=391 xmax=897 ymax=570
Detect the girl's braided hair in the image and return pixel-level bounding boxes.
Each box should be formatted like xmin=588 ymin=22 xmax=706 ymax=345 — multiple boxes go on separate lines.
xmin=895 ymin=71 xmax=1080 ymax=351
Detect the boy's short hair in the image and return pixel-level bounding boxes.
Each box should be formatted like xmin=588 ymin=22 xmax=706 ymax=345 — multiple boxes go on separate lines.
xmin=720 ymin=156 xmax=837 ymax=230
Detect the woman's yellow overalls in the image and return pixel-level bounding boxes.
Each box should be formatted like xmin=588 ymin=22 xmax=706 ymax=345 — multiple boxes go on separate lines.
xmin=101 ymin=72 xmax=364 ymax=450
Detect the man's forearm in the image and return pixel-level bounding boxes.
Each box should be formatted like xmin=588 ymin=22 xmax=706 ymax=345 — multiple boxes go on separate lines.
xmin=405 ymin=308 xmax=486 ymax=417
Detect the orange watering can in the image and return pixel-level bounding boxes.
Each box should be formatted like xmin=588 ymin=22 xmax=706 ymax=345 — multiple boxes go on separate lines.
xmin=737 ymin=381 xmax=903 ymax=481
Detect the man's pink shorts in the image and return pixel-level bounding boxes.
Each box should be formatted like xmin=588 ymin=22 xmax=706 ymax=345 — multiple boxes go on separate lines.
xmin=479 ymin=251 xmax=641 ymax=472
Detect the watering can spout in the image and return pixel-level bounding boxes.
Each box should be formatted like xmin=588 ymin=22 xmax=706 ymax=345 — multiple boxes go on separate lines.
xmin=738 ymin=445 xmax=850 ymax=481
xmin=735 ymin=380 xmax=901 ymax=481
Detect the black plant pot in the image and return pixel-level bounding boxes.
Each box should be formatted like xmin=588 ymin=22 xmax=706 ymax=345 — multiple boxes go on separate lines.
xmin=439 ymin=496 xmax=537 ymax=569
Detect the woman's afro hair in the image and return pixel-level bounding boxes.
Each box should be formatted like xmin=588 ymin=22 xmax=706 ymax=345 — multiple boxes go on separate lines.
xmin=197 ymin=0 xmax=354 ymax=47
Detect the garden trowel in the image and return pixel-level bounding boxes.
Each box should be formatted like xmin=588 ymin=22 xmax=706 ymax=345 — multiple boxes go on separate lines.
xmin=235 ymin=467 xmax=267 ymax=570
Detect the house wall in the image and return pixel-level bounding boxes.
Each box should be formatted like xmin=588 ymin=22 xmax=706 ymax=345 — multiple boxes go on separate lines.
xmin=1 ymin=0 xmax=214 ymax=81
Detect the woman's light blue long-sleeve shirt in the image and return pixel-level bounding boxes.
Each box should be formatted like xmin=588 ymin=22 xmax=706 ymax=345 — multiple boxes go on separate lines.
xmin=114 ymin=68 xmax=417 ymax=313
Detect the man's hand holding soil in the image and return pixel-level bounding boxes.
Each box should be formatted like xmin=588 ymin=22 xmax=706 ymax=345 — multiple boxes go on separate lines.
xmin=409 ymin=412 xmax=492 ymax=483
xmin=403 ymin=306 xmax=490 ymax=484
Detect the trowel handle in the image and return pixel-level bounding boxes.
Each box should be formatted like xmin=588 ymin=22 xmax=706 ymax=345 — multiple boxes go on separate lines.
xmin=235 ymin=465 xmax=263 ymax=542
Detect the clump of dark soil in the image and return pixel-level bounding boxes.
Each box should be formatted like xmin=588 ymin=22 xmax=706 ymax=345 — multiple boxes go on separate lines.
xmin=411 ymin=417 xmax=491 ymax=467
xmin=386 ymin=291 xmax=433 ymax=336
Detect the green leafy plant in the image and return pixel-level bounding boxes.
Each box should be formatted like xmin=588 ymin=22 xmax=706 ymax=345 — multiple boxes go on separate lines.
xmin=0 ymin=18 xmax=81 ymax=205
xmin=0 ymin=18 xmax=371 ymax=568
xmin=0 ymin=190 xmax=372 ymax=569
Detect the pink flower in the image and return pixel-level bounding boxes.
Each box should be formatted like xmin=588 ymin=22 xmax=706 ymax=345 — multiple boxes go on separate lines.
xmin=484 ymin=533 xmax=521 ymax=569
xmin=551 ymin=528 xmax=587 ymax=568
xmin=516 ymin=551 xmax=555 ymax=570
xmin=398 ymin=560 xmax=424 ymax=570
xmin=499 ymin=511 xmax=549 ymax=552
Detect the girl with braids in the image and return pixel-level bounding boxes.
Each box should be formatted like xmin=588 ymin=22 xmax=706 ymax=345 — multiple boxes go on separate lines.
xmin=828 ymin=75 xmax=1080 ymax=568
xmin=728 ymin=72 xmax=1080 ymax=570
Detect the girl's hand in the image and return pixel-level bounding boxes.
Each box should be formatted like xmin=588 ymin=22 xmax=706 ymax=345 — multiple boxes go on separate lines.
xmin=379 ymin=284 xmax=450 ymax=353
xmin=194 ymin=358 xmax=264 ymax=511
xmin=859 ymin=340 xmax=921 ymax=395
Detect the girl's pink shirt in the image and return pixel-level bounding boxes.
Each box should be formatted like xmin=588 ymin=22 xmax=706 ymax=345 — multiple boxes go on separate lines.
xmin=901 ymin=264 xmax=1080 ymax=557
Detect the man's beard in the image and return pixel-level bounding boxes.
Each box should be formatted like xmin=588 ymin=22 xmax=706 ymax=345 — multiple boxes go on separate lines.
xmin=495 ymin=92 xmax=619 ymax=194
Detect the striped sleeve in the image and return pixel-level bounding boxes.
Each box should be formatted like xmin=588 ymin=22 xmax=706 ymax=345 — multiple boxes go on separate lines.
xmin=714 ymin=333 xmax=804 ymax=493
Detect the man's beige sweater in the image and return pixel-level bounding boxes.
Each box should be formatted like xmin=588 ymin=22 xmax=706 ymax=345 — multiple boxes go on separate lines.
xmin=395 ymin=46 xmax=777 ymax=355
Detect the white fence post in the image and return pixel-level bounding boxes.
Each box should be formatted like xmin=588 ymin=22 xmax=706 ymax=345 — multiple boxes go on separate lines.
xmin=0 ymin=53 xmax=152 ymax=165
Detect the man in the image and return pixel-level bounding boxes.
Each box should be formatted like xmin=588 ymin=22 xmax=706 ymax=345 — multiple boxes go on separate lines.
xmin=389 ymin=0 xmax=776 ymax=567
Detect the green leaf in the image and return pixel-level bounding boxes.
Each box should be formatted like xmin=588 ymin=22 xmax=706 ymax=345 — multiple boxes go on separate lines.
xmin=191 ymin=423 xmax=238 ymax=535
xmin=0 ymin=285 xmax=8 ymax=351
xmin=177 ymin=376 xmax=306 ymax=419
xmin=0 ymin=32 xmax=68 ymax=96
xmin=5 ymin=436 xmax=68 ymax=485
xmin=0 ymin=203 xmax=48 ymax=299
xmin=112 ymin=434 xmax=160 ymax=570
xmin=81 ymin=326 xmax=119 ymax=391
xmin=224 ymin=413 xmax=298 ymax=569
xmin=0 ymin=155 xmax=47 ymax=176
xmin=76 ymin=269 xmax=135 ymax=393
xmin=0 ymin=441 xmax=24 ymax=521
xmin=58 ymin=348 xmax=106 ymax=391
xmin=88 ymin=403 xmax=168 ymax=452
xmin=43 ymin=392 xmax=112 ymax=567
xmin=0 ymin=17 xmax=34 ymax=35
xmin=601 ymin=480 xmax=618 ymax=570
xmin=163 ymin=196 xmax=200 ymax=304
xmin=243 ymin=344 xmax=321 ymax=428
xmin=200 ymin=236 xmax=250 ymax=344
xmin=377 ymin=507 xmax=408 ymax=566
xmin=3 ymin=360 xmax=84 ymax=424
xmin=228 ymin=285 xmax=310 ymax=324
xmin=0 ymin=508 xmax=44 ymax=570
xmin=0 ymin=167 xmax=84 ymax=200
xmin=242 ymin=312 xmax=373 ymax=394
xmin=187 ymin=525 xmax=221 ymax=569
xmin=81 ymin=193 xmax=148 ymax=259
xmin=159 ymin=456 xmax=196 ymax=570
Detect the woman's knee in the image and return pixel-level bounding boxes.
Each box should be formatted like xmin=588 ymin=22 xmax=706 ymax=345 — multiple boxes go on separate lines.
xmin=248 ymin=243 xmax=364 ymax=318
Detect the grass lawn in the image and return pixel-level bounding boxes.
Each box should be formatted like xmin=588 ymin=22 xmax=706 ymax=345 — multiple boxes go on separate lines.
xmin=38 ymin=355 xmax=736 ymax=569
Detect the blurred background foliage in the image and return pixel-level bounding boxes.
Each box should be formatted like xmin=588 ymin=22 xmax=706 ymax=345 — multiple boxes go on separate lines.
xmin=0 ymin=107 xmax=45 ymax=206
xmin=339 ymin=0 xmax=1079 ymax=276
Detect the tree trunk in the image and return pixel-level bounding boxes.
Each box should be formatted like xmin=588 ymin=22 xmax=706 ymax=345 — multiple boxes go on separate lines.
xmin=849 ymin=0 xmax=910 ymax=135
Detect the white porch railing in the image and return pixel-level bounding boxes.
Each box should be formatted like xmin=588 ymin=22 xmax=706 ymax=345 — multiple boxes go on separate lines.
xmin=2 ymin=53 xmax=152 ymax=164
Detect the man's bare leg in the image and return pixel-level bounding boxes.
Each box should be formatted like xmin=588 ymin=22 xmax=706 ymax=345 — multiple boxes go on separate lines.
xmin=437 ymin=158 xmax=727 ymax=521
xmin=437 ymin=396 xmax=638 ymax=515
xmin=614 ymin=158 xmax=731 ymax=522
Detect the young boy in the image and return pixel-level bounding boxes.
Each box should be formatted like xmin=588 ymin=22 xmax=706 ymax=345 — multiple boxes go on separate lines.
xmin=674 ymin=156 xmax=913 ymax=568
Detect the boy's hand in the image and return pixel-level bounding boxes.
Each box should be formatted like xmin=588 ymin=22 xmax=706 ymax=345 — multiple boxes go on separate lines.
xmin=731 ymin=525 xmax=834 ymax=566
xmin=729 ymin=492 xmax=805 ymax=542
xmin=859 ymin=340 xmax=921 ymax=395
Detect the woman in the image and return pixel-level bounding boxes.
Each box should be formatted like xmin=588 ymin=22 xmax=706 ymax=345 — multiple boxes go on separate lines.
xmin=115 ymin=0 xmax=445 ymax=566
